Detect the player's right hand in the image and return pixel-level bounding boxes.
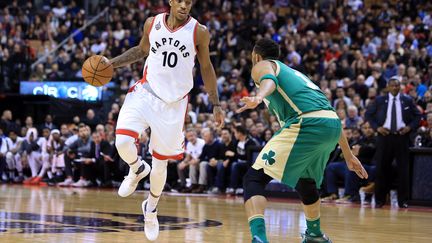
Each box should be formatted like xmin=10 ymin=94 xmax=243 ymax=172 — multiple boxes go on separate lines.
xmin=346 ymin=155 xmax=368 ymax=179
xmin=236 ymin=96 xmax=263 ymax=113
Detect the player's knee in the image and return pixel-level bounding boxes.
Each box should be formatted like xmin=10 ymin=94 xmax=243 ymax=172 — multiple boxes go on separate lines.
xmin=151 ymin=159 xmax=168 ymax=174
xmin=295 ymin=178 xmax=319 ymax=205
xmin=115 ymin=135 xmax=135 ymax=153
xmin=243 ymin=169 xmax=266 ymax=202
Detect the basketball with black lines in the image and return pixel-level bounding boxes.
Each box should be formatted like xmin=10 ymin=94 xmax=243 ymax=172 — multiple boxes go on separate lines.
xmin=82 ymin=55 xmax=113 ymax=87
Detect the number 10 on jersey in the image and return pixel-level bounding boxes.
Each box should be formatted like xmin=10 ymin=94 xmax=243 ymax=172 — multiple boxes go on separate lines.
xmin=162 ymin=51 xmax=178 ymax=68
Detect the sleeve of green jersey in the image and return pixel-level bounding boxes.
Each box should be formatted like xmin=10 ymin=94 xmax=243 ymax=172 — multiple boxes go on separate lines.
xmin=259 ymin=74 xmax=279 ymax=88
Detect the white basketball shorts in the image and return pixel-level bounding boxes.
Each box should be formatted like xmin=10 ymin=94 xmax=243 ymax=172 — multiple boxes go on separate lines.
xmin=115 ymin=80 xmax=187 ymax=160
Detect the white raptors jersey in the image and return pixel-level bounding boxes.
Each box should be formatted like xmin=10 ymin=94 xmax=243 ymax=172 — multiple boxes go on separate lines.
xmin=144 ymin=13 xmax=198 ymax=103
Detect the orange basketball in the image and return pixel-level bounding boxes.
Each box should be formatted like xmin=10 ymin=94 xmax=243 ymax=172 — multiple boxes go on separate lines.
xmin=82 ymin=55 xmax=113 ymax=87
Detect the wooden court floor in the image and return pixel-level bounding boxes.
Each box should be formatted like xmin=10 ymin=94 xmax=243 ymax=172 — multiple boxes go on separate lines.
xmin=0 ymin=185 xmax=431 ymax=243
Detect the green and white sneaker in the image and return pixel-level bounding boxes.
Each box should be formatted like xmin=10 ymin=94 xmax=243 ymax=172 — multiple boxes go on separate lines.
xmin=252 ymin=236 xmax=269 ymax=243
xmin=301 ymin=231 xmax=332 ymax=243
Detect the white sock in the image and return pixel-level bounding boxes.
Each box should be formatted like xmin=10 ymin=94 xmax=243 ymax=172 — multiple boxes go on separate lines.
xmin=146 ymin=157 xmax=168 ymax=212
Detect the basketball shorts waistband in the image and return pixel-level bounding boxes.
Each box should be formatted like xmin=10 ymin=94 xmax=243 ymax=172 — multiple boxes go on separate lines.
xmin=299 ymin=110 xmax=338 ymax=119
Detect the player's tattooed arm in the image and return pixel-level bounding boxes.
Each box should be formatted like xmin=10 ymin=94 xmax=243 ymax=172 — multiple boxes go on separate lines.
xmin=109 ymin=17 xmax=153 ymax=68
xmin=110 ymin=46 xmax=148 ymax=68
xmin=196 ymin=24 xmax=224 ymax=128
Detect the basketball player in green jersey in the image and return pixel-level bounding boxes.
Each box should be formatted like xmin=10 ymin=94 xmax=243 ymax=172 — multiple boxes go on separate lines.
xmin=237 ymin=38 xmax=368 ymax=243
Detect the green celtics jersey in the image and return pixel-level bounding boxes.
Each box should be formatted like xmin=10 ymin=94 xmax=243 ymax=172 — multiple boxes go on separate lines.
xmin=258 ymin=60 xmax=333 ymax=124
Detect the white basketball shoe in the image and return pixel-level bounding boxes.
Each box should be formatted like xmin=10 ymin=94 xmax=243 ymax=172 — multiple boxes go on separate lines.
xmin=142 ymin=200 xmax=159 ymax=241
xmin=118 ymin=161 xmax=151 ymax=197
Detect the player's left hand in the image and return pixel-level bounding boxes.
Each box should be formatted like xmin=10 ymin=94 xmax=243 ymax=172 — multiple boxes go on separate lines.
xmin=346 ymin=155 xmax=368 ymax=179
xmin=236 ymin=96 xmax=263 ymax=113
xmin=213 ymin=105 xmax=225 ymax=128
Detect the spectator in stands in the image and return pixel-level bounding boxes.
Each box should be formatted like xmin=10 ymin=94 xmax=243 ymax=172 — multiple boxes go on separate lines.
xmin=85 ymin=131 xmax=113 ymax=187
xmin=352 ymin=74 xmax=368 ymax=101
xmin=24 ymin=116 xmax=34 ymax=130
xmin=383 ymin=55 xmax=398 ymax=81
xmin=261 ymin=129 xmax=273 ymax=146
xmin=0 ymin=110 xmax=19 ymax=135
xmin=226 ymin=125 xmax=259 ymax=195
xmin=322 ymin=127 xmax=353 ymax=200
xmin=83 ymin=109 xmax=99 ymax=131
xmin=177 ymin=129 xmax=205 ymax=192
xmin=365 ymin=77 xmax=421 ymax=208
xmin=323 ymin=122 xmax=377 ymax=204
xmin=192 ymin=128 xmax=221 ymax=193
xmin=40 ymin=114 xmax=57 ymax=131
xmin=5 ymin=130 xmax=24 ymax=182
xmin=207 ymin=128 xmax=236 ymax=194
xmin=333 ymin=87 xmax=352 ymax=108
xmin=345 ymin=105 xmax=363 ymax=129
xmin=58 ymin=123 xmax=92 ymax=187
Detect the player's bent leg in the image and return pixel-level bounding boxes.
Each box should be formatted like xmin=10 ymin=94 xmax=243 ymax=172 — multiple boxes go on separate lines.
xmin=143 ymin=157 xmax=168 ymax=241
xmin=296 ymin=178 xmax=332 ymax=243
xmin=243 ymin=168 xmax=272 ymax=243
xmin=115 ymin=133 xmax=151 ymax=197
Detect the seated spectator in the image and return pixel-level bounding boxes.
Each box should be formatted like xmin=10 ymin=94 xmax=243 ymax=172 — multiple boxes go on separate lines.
xmin=345 ymin=105 xmax=363 ymax=129
xmin=88 ymin=131 xmax=115 ymax=187
xmin=226 ymin=125 xmax=259 ymax=195
xmin=177 ymin=129 xmax=205 ymax=192
xmin=322 ymin=122 xmax=377 ymax=204
xmin=5 ymin=130 xmax=24 ymax=182
xmin=333 ymin=87 xmax=353 ymax=108
xmin=58 ymin=123 xmax=93 ymax=187
xmin=207 ymin=128 xmax=236 ymax=194
xmin=192 ymin=128 xmax=222 ymax=193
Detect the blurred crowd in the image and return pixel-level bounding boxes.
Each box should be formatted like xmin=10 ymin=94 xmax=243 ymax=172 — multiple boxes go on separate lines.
xmin=0 ymin=0 xmax=432 ymax=201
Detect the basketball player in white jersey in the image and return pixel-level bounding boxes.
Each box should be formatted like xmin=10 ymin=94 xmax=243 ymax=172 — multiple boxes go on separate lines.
xmin=108 ymin=0 xmax=224 ymax=240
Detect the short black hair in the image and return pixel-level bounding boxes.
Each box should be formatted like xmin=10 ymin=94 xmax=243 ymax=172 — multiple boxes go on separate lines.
xmin=234 ymin=125 xmax=248 ymax=136
xmin=254 ymin=38 xmax=280 ymax=60
xmin=221 ymin=127 xmax=231 ymax=133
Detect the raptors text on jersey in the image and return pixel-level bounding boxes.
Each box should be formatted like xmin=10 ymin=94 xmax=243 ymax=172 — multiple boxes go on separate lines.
xmin=144 ymin=13 xmax=199 ymax=103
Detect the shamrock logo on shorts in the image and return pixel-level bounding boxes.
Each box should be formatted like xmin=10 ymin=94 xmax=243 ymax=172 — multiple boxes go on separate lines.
xmin=262 ymin=150 xmax=276 ymax=166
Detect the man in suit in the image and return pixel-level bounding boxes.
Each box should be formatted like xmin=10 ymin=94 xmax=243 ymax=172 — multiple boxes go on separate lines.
xmin=89 ymin=131 xmax=115 ymax=187
xmin=365 ymin=76 xmax=421 ymax=208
